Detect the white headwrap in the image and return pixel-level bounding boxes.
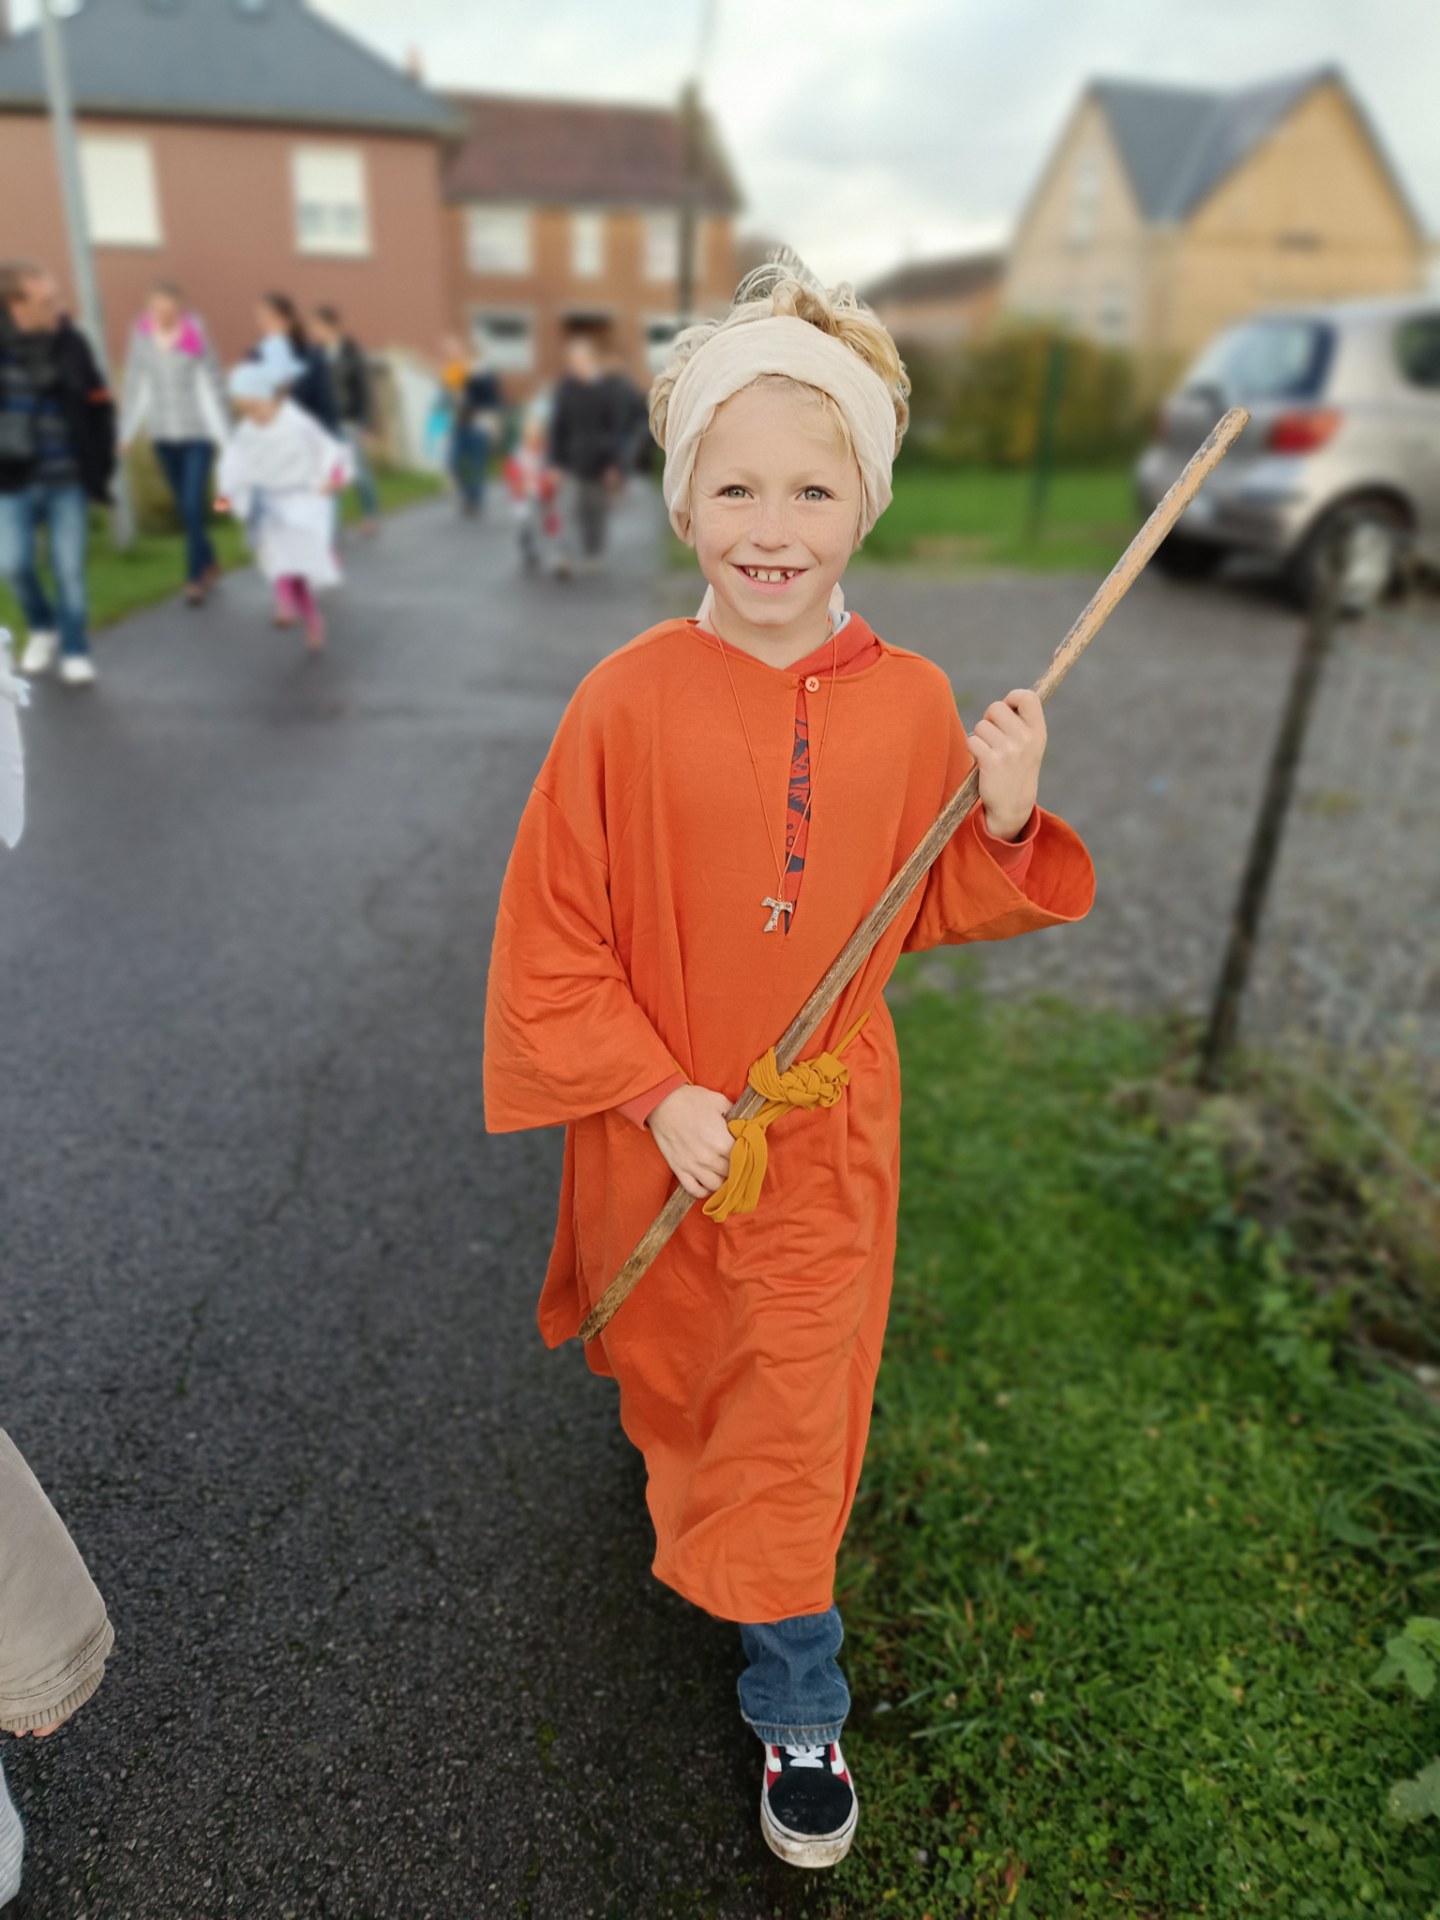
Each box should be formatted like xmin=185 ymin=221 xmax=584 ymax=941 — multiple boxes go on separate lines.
xmin=658 ymin=314 xmax=897 ymax=546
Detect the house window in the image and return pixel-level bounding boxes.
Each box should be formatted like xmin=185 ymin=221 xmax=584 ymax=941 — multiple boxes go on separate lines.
xmin=571 ymin=211 xmax=604 ymax=279
xmin=1097 ymin=285 xmax=1130 ymax=344
xmin=1068 ymin=147 xmax=1100 ymax=249
xmin=1394 ymin=316 xmax=1440 ymax=389
xmin=644 ymin=314 xmax=681 ymax=373
xmin=644 ymin=213 xmax=680 ymax=283
xmin=293 ymin=146 xmax=369 ymax=257
xmin=79 ymin=136 xmax=161 ymax=247
xmin=466 ymin=206 xmax=532 ymax=276
xmin=471 ymin=309 xmax=535 ymax=373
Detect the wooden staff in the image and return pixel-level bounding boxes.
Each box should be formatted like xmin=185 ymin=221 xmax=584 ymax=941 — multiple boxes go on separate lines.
xmin=580 ymin=405 xmax=1251 ymax=1344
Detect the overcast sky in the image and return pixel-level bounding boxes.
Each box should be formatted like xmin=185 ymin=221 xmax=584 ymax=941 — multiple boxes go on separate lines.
xmin=23 ymin=0 xmax=1440 ymax=284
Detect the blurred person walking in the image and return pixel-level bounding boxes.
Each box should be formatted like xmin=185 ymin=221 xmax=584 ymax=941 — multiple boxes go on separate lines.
xmin=217 ymin=360 xmax=352 ymax=657
xmin=600 ymin=344 xmax=652 ymax=478
xmin=547 ymin=333 xmax=623 ymax=576
xmin=0 ymin=260 xmax=115 ymax=688
xmin=254 ymin=294 xmax=339 ymax=432
xmin=311 ymin=305 xmax=380 ymax=537
xmin=439 ymin=333 xmax=503 ymax=517
xmin=119 ymin=281 xmax=228 ymax=606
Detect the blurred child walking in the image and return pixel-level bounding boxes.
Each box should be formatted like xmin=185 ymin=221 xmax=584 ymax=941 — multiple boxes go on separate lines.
xmin=484 ymin=261 xmax=1096 ymax=1869
xmin=218 ymin=357 xmax=352 ymax=655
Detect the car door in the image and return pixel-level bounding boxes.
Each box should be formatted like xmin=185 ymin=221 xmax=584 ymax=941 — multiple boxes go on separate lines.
xmin=1391 ymin=312 xmax=1440 ymax=560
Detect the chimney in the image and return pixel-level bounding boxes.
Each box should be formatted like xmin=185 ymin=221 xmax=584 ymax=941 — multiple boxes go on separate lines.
xmin=405 ymin=44 xmax=424 ymax=82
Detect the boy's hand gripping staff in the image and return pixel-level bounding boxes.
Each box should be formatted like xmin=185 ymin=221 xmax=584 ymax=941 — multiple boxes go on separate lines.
xmin=580 ymin=407 xmax=1251 ymax=1344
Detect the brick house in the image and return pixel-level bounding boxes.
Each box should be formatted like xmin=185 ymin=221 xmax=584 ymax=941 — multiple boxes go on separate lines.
xmin=442 ymin=92 xmax=743 ymax=395
xmin=862 ymin=251 xmax=1004 ymax=354
xmin=1004 ymin=67 xmax=1427 ymax=379
xmin=0 ymin=0 xmax=458 ymax=369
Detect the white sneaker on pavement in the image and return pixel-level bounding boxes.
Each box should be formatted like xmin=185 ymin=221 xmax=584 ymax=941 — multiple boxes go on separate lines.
xmin=58 ymin=653 xmax=96 ymax=687
xmin=17 ymin=630 xmax=56 ymax=674
xmin=0 ymin=1759 xmax=24 ymax=1908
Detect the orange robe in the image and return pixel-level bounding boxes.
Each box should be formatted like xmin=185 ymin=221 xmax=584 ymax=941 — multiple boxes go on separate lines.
xmin=484 ymin=614 xmax=1096 ymax=1623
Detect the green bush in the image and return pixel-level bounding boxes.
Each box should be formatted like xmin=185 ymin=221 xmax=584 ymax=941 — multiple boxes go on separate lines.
xmin=904 ymin=324 xmax=1149 ymax=471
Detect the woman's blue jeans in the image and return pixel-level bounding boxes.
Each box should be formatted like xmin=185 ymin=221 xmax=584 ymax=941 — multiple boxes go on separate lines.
xmin=450 ymin=423 xmax=490 ymax=508
xmin=154 ymin=439 xmax=216 ymax=585
xmin=0 ymin=480 xmax=89 ymax=657
xmin=738 ymin=1604 xmax=850 ymax=1746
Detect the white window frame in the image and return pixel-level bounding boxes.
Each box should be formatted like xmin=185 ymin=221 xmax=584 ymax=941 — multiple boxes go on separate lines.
xmin=1097 ymin=285 xmax=1131 ymax=344
xmin=466 ymin=204 xmax=533 ymax=277
xmin=79 ymin=135 xmax=162 ymax=248
xmin=292 ymin=145 xmax=370 ymax=258
xmin=471 ymin=307 xmax=535 ymax=374
xmin=643 ymin=212 xmax=680 ymax=284
xmin=571 ymin=210 xmax=605 ymax=279
xmin=1068 ymin=147 xmax=1100 ymax=250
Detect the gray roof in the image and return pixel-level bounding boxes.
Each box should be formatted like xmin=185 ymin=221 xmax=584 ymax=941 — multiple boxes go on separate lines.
xmin=0 ymin=0 xmax=458 ymax=136
xmin=1092 ymin=67 xmax=1422 ymax=234
xmin=862 ymin=250 xmax=1004 ymax=309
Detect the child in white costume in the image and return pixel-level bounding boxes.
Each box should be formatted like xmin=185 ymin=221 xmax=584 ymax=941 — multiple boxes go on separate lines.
xmin=217 ymin=358 xmax=353 ymax=653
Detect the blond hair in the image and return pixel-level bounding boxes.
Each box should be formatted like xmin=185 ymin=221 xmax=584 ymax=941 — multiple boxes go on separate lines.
xmin=649 ymin=262 xmax=910 ymax=458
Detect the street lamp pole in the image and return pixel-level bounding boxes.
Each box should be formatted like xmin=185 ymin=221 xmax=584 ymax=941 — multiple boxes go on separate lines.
xmin=675 ymin=0 xmax=717 ymax=334
xmin=36 ymin=0 xmax=134 ymax=549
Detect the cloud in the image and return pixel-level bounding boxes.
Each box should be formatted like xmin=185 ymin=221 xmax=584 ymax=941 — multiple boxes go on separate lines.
xmin=13 ymin=0 xmax=1438 ymax=284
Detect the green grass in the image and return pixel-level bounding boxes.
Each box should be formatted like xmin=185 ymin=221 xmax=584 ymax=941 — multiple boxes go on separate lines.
xmin=664 ymin=465 xmax=1138 ymax=579
xmin=0 ymin=465 xmax=443 ymax=641
xmin=822 ymin=964 xmax=1440 ymax=1918
xmin=855 ymin=465 xmax=1137 ymax=572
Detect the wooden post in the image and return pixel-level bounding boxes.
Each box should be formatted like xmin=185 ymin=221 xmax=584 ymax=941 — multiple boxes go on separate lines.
xmin=580 ymin=406 xmax=1253 ymax=1344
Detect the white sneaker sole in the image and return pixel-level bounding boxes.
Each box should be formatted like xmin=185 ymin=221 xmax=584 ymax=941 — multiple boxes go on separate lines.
xmin=760 ymin=1788 xmax=858 ymax=1869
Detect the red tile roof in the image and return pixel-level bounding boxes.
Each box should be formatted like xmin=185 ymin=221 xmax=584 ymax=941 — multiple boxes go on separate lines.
xmin=443 ymin=92 xmax=742 ymax=212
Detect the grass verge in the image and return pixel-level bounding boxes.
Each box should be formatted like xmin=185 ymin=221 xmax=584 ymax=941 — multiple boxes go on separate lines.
xmin=821 ymin=964 xmax=1440 ymax=1919
xmin=663 ymin=465 xmax=1136 ymax=579
xmin=0 ymin=466 xmax=443 ymax=641
xmin=855 ymin=466 xmax=1135 ymax=572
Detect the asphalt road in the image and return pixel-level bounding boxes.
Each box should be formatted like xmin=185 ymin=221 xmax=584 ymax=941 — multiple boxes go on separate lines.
xmin=0 ymin=490 xmax=827 ymax=1920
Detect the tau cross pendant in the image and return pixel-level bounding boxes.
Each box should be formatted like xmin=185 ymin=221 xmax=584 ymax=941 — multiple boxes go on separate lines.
xmin=761 ymin=895 xmax=794 ymax=933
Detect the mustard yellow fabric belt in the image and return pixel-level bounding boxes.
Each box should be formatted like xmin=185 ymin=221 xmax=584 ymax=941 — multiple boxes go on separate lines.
xmin=702 ymin=1013 xmax=870 ymax=1222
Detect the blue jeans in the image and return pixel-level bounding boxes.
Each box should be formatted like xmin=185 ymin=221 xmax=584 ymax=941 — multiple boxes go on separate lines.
xmin=450 ymin=422 xmax=490 ymax=508
xmin=343 ymin=425 xmax=380 ymax=520
xmin=738 ymin=1604 xmax=850 ymax=1746
xmin=153 ymin=439 xmax=216 ymax=585
xmin=0 ymin=480 xmax=89 ymax=657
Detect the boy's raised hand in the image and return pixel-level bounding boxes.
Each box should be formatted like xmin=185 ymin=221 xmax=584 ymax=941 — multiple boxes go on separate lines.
xmin=967 ymin=688 xmax=1047 ymax=842
xmin=648 ymin=1084 xmax=736 ymax=1200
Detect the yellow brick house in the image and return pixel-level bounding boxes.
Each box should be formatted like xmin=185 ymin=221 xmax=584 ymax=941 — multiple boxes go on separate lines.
xmin=1004 ymin=67 xmax=1427 ymax=381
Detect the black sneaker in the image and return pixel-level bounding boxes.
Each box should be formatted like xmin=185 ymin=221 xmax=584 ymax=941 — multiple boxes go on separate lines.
xmin=759 ymin=1740 xmax=858 ymax=1868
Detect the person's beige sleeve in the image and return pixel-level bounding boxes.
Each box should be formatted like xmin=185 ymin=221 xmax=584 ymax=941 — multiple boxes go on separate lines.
xmin=0 ymin=1429 xmax=114 ymax=1734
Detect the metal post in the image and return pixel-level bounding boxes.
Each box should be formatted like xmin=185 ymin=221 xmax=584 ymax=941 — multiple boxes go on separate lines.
xmin=676 ymin=78 xmax=700 ymax=333
xmin=1197 ymin=552 xmax=1342 ymax=1089
xmin=36 ymin=0 xmax=133 ymax=549
xmin=1026 ymin=334 xmax=1066 ymax=542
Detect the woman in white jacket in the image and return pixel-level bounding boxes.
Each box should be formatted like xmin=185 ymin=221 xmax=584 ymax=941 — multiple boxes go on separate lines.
xmin=217 ymin=356 xmax=353 ymax=655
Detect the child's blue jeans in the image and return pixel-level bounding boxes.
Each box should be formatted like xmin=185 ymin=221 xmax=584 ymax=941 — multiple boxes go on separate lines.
xmin=738 ymin=1604 xmax=850 ymax=1746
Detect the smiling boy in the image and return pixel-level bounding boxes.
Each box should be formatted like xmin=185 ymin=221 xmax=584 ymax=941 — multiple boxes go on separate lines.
xmin=484 ymin=265 xmax=1095 ymax=1869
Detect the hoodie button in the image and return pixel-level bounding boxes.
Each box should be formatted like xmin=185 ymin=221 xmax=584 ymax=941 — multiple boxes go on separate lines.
xmin=804 ymin=675 xmax=820 ymax=692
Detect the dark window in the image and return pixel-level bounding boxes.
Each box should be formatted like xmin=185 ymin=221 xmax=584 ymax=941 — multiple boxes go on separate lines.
xmin=1394 ymin=316 xmax=1440 ymax=390
xmin=1184 ymin=319 xmax=1334 ymax=402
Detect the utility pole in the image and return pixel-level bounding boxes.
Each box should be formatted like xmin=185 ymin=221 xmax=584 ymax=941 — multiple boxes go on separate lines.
xmin=37 ymin=0 xmax=133 ymax=549
xmin=675 ymin=0 xmax=717 ymax=333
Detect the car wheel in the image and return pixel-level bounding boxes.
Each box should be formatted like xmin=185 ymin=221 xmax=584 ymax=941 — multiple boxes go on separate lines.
xmin=1286 ymin=499 xmax=1409 ymax=614
xmin=1152 ymin=532 xmax=1224 ymax=579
